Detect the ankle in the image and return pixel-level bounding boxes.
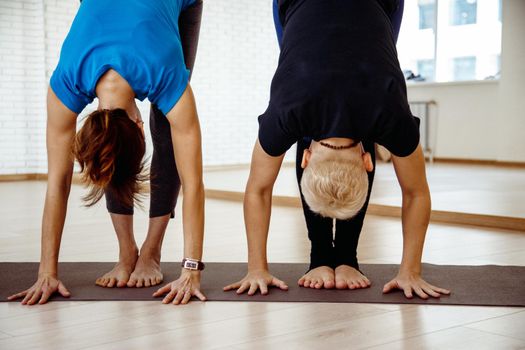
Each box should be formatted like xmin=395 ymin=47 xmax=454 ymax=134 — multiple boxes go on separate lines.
xmin=119 ymin=245 xmax=139 ymax=262
xmin=139 ymin=245 xmax=161 ymax=261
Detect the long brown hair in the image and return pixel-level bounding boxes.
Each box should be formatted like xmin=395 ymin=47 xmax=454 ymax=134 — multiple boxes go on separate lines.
xmin=73 ymin=108 xmax=147 ymax=208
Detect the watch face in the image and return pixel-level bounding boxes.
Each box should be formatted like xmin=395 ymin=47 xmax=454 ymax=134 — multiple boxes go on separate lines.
xmin=185 ymin=261 xmax=198 ymax=270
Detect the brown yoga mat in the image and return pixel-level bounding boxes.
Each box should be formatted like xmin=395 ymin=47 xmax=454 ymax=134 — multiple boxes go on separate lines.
xmin=1 ymin=262 xmax=524 ymax=306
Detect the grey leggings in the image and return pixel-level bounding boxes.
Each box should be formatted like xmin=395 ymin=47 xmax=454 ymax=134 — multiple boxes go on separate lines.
xmin=105 ymin=0 xmax=203 ymax=218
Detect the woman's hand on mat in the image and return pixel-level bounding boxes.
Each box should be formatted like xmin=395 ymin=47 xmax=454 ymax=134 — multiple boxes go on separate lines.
xmin=7 ymin=273 xmax=71 ymax=305
xmin=152 ymin=270 xmax=206 ymax=305
xmin=383 ymin=271 xmax=451 ymax=299
xmin=223 ymin=270 xmax=288 ymax=295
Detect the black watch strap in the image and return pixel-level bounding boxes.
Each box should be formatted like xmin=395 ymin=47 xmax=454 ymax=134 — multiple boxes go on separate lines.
xmin=181 ymin=258 xmax=205 ymax=271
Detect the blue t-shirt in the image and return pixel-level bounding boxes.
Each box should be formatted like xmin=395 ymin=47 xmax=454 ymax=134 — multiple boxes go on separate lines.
xmin=50 ymin=0 xmax=196 ymax=115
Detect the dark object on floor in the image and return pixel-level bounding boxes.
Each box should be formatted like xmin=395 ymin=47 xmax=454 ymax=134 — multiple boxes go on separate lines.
xmin=1 ymin=262 xmax=523 ymax=306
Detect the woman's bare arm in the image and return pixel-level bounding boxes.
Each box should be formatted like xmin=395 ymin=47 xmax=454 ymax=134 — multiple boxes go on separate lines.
xmin=153 ymin=84 xmax=206 ymax=305
xmin=383 ymin=144 xmax=450 ymax=299
xmin=8 ymin=87 xmax=77 ymax=304
xmin=223 ymin=139 xmax=288 ymax=296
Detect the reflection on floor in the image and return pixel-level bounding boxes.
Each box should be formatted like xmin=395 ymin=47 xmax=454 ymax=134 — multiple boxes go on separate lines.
xmin=204 ymin=162 xmax=525 ymax=219
xmin=0 ymin=181 xmax=524 ymax=349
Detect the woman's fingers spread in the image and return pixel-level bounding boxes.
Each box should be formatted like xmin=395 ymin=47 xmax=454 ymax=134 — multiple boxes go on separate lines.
xmin=422 ymin=285 xmax=441 ymax=298
xmin=272 ymin=278 xmax=288 ymax=290
xmin=259 ymin=282 xmax=269 ymax=295
xmin=194 ymin=289 xmax=207 ymax=301
xmin=223 ymin=281 xmax=241 ymax=291
xmin=173 ymin=290 xmax=185 ymax=305
xmin=181 ymin=291 xmax=192 ymax=304
xmin=413 ymin=286 xmax=429 ymax=299
xmin=382 ymin=281 xmax=394 ymax=293
xmin=7 ymin=290 xmax=27 ymax=301
xmin=403 ymin=286 xmax=413 ymax=299
xmin=247 ymin=282 xmax=259 ymax=296
xmin=153 ymin=283 xmax=171 ymax=297
xmin=162 ymin=290 xmax=177 ymax=304
xmin=236 ymin=281 xmax=250 ymax=295
xmin=57 ymin=283 xmax=71 ymax=297
xmin=429 ymin=284 xmax=451 ymax=295
xmin=27 ymin=289 xmax=43 ymax=305
xmin=39 ymin=288 xmax=53 ymax=305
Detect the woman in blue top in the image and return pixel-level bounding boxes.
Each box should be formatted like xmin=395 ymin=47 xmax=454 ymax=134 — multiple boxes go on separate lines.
xmin=8 ymin=0 xmax=206 ymax=305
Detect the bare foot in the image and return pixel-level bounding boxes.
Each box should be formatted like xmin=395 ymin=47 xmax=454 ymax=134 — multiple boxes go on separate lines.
xmin=127 ymin=251 xmax=163 ymax=288
xmin=298 ymin=266 xmax=335 ymax=289
xmin=335 ymin=265 xmax=371 ymax=290
xmin=95 ymin=248 xmax=138 ymax=288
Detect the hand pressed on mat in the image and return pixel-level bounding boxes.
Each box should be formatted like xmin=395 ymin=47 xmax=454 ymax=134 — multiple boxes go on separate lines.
xmin=224 ymin=269 xmax=288 ymax=295
xmin=383 ymin=270 xmax=451 ymax=299
xmin=153 ymin=269 xmax=206 ymax=305
xmin=7 ymin=273 xmax=71 ymax=305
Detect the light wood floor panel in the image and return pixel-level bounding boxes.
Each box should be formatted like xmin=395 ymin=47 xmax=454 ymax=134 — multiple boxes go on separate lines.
xmin=465 ymin=310 xmax=525 ymax=341
xmin=0 ymin=317 xmax=169 ymax=350
xmin=365 ymin=326 xmax=525 ymax=350
xmin=227 ymin=306 xmax=521 ymax=350
xmin=83 ymin=303 xmax=391 ymax=350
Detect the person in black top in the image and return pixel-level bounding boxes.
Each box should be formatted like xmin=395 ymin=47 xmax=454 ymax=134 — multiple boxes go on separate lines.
xmin=225 ymin=0 xmax=450 ymax=299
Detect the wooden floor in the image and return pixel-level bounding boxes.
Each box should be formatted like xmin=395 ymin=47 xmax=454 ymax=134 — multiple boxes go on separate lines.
xmin=204 ymin=162 xmax=525 ymax=219
xmin=0 ymin=181 xmax=524 ymax=349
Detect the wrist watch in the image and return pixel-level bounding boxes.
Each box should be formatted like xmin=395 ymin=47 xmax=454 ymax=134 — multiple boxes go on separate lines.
xmin=181 ymin=258 xmax=205 ymax=271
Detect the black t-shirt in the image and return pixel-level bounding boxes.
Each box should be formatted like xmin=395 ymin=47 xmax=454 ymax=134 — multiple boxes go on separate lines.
xmin=259 ymin=0 xmax=420 ymax=157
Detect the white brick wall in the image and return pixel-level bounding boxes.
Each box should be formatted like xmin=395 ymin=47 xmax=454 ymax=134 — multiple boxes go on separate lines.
xmin=0 ymin=0 xmax=290 ymax=175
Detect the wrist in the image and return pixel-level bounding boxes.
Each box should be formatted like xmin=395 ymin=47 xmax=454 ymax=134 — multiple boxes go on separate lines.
xmin=38 ymin=271 xmax=57 ymax=278
xmin=180 ymin=268 xmax=201 ymax=277
xmin=247 ymin=264 xmax=269 ymax=273
xmin=399 ymin=264 xmax=421 ymax=275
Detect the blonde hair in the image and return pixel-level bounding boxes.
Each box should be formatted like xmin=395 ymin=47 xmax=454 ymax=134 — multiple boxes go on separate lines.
xmin=300 ymin=155 xmax=369 ymax=220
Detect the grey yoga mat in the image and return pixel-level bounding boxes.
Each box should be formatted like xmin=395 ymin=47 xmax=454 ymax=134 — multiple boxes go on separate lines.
xmin=1 ymin=262 xmax=524 ymax=306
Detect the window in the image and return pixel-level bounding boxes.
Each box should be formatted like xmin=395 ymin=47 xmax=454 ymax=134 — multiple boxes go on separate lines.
xmin=419 ymin=0 xmax=436 ymax=29
xmin=397 ymin=0 xmax=501 ymax=83
xmin=450 ymin=0 xmax=477 ymax=26
xmin=453 ymin=56 xmax=476 ymax=80
xmin=417 ymin=59 xmax=436 ymax=81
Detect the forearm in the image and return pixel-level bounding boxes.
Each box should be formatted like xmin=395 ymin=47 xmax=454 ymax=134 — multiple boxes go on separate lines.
xmin=39 ymin=173 xmax=73 ymax=276
xmin=244 ymin=187 xmax=273 ymax=271
xmin=181 ymin=181 xmax=205 ymax=260
xmin=399 ymin=191 xmax=431 ymax=273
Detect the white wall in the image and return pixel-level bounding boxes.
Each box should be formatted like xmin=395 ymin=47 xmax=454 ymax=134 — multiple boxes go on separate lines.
xmin=407 ymin=80 xmax=500 ymax=160
xmin=0 ymin=0 xmax=78 ymax=174
xmin=496 ymin=0 xmax=525 ymax=162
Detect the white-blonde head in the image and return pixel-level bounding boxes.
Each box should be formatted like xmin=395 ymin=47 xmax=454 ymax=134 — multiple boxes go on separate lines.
xmin=300 ymin=148 xmax=369 ymax=220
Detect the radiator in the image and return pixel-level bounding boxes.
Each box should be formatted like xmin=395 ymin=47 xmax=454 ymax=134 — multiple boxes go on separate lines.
xmin=408 ymin=100 xmax=437 ymax=162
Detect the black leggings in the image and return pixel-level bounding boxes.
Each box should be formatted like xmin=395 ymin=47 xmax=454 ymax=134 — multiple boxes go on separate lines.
xmin=296 ymin=139 xmax=376 ymax=271
xmin=105 ymin=0 xmax=203 ymax=218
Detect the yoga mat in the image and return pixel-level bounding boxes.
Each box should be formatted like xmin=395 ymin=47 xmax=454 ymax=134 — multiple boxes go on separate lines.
xmin=1 ymin=262 xmax=524 ymax=306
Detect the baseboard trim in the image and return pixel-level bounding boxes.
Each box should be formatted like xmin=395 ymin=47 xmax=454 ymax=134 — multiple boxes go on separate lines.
xmin=433 ymin=158 xmax=525 ymax=168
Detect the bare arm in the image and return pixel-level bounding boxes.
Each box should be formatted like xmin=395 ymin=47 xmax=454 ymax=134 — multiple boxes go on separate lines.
xmin=244 ymin=139 xmax=285 ymax=271
xmin=383 ymin=144 xmax=450 ymax=299
xmin=391 ymin=144 xmax=431 ymax=274
xmin=153 ymin=84 xmax=206 ymax=304
xmin=8 ymin=87 xmax=77 ymax=304
xmin=166 ymin=85 xmax=204 ymax=263
xmin=223 ymin=139 xmax=288 ymax=295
